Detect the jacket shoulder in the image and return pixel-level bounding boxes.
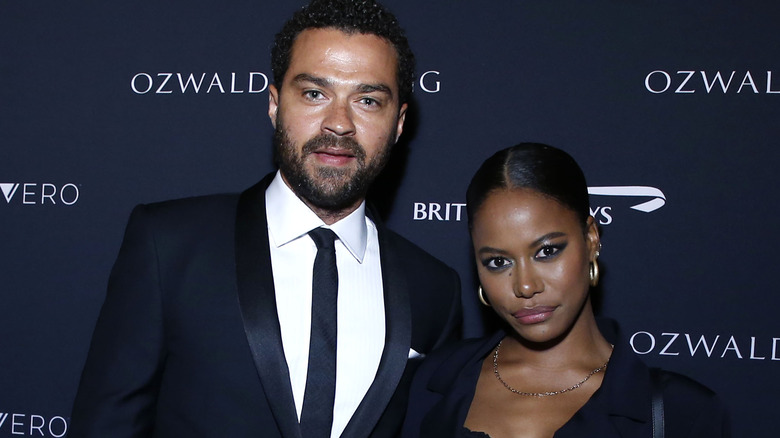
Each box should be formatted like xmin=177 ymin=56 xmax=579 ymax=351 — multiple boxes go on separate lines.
xmin=138 ymin=192 xmax=240 ymax=220
xmin=380 ymin=228 xmax=455 ymax=274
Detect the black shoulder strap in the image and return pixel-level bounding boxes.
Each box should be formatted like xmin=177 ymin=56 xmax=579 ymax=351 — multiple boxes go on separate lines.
xmin=649 ymin=367 xmax=669 ymax=438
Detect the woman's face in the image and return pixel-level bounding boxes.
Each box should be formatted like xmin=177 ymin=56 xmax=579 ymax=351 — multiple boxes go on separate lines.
xmin=471 ymin=188 xmax=600 ymax=344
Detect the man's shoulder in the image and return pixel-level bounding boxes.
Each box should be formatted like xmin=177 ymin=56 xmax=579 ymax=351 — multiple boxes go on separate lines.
xmin=142 ymin=192 xmax=241 ymax=214
xmin=124 ymin=192 xmax=243 ymax=238
xmin=131 ymin=192 xmax=240 ymax=222
xmin=379 ymin=227 xmax=455 ymax=273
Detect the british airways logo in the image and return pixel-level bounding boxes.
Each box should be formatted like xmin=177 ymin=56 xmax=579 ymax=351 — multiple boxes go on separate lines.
xmin=587 ymin=186 xmax=665 ymax=225
xmin=412 ymin=186 xmax=666 ymax=224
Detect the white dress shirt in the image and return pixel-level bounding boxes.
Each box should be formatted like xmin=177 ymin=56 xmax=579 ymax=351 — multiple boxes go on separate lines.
xmin=265 ymin=171 xmax=386 ymax=438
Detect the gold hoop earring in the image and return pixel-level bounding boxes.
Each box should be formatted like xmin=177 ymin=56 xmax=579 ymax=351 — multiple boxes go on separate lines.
xmin=589 ymin=260 xmax=600 ymax=287
xmin=478 ymin=286 xmax=491 ymax=307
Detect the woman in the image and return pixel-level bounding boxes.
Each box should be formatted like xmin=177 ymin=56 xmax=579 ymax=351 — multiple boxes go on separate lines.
xmin=402 ymin=143 xmax=729 ymax=437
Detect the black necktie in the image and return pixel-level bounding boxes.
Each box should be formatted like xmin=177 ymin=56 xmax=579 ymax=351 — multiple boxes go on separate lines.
xmin=300 ymin=228 xmax=339 ymax=438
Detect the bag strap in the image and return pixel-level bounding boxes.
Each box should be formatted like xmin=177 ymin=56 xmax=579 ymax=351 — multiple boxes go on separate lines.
xmin=649 ymin=367 xmax=668 ymax=438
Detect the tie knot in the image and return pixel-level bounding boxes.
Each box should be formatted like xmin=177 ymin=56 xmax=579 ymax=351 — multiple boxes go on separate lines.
xmin=309 ymin=227 xmax=337 ymax=251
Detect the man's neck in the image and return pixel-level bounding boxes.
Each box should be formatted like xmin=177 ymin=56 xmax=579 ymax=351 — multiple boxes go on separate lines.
xmin=279 ymin=173 xmax=364 ymax=225
xmin=302 ymin=198 xmax=361 ymax=225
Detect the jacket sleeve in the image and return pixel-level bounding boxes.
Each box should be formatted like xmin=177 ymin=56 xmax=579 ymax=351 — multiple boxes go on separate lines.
xmin=70 ymin=204 xmax=165 ymax=438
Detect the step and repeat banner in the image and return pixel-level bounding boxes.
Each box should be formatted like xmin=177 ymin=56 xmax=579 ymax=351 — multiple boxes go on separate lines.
xmin=2 ymin=1 xmax=778 ymax=436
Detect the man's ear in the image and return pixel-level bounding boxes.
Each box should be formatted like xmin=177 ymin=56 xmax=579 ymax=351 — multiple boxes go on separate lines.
xmin=394 ymin=102 xmax=408 ymax=143
xmin=268 ymin=84 xmax=279 ymax=128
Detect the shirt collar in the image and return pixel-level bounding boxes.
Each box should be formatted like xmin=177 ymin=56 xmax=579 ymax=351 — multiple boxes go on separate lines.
xmin=265 ymin=171 xmax=369 ymax=262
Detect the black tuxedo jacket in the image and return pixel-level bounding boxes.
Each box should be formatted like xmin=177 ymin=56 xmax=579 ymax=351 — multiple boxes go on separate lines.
xmin=70 ymin=175 xmax=462 ymax=438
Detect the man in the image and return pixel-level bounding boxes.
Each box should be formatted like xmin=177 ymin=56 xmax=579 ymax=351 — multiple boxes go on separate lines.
xmin=69 ymin=0 xmax=462 ymax=437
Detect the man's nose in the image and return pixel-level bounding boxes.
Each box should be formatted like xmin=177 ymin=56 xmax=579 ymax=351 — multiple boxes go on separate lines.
xmin=322 ymin=100 xmax=356 ymax=136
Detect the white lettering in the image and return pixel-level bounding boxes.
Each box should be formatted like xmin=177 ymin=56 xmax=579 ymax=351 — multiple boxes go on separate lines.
xmin=750 ymin=337 xmax=766 ymax=360
xmin=721 ymin=335 xmax=742 ymax=358
xmin=428 ymin=203 xmax=443 ymax=221
xmin=23 ymin=183 xmax=36 ymax=205
xmin=177 ymin=73 xmax=206 ymax=93
xmin=41 ymin=183 xmax=56 ymax=204
xmin=589 ymin=206 xmax=613 ymax=225
xmin=207 ymin=73 xmax=225 ymax=93
xmin=598 ymin=206 xmax=612 ymax=225
xmin=419 ymin=70 xmax=441 ymax=93
xmin=0 ymin=414 xmax=68 ymax=437
xmin=451 ymin=203 xmax=466 ymax=221
xmin=413 ymin=203 xmax=427 ymax=220
xmin=249 ymin=72 xmax=269 ymax=93
xmin=60 ymin=183 xmax=79 ymax=205
xmin=659 ymin=333 xmax=680 ymax=355
xmin=49 ymin=416 xmax=68 ymax=438
xmin=1 ymin=183 xmax=19 ymax=203
xmin=767 ymin=71 xmax=780 ymax=94
xmin=12 ymin=414 xmax=23 ymax=435
xmin=156 ymin=72 xmax=173 ymax=94
xmin=738 ymin=71 xmax=759 ymax=93
xmin=685 ymin=333 xmax=719 ymax=357
xmin=630 ymin=331 xmax=655 ymax=354
xmin=675 ymin=70 xmax=696 ymax=93
xmin=131 ymin=73 xmax=153 ymax=94
xmin=230 ymin=72 xmax=244 ymax=93
xmin=701 ymin=71 xmax=735 ymax=93
xmin=30 ymin=415 xmax=44 ymax=435
xmin=645 ymin=70 xmax=671 ymax=93
xmin=412 ymin=202 xmax=466 ymax=221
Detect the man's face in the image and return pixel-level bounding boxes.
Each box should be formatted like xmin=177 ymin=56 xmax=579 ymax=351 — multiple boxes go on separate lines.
xmin=268 ymin=27 xmax=407 ymax=213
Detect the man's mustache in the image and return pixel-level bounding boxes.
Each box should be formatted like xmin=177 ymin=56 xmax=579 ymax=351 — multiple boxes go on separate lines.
xmin=301 ymin=134 xmax=367 ymax=162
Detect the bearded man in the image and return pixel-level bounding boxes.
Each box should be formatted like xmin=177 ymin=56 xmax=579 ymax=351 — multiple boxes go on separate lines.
xmin=70 ymin=1 xmax=461 ymax=437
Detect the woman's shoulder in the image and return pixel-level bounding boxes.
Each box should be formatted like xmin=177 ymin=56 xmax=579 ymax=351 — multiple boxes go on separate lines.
xmin=413 ymin=331 xmax=503 ymax=394
xmin=421 ymin=332 xmax=503 ymax=371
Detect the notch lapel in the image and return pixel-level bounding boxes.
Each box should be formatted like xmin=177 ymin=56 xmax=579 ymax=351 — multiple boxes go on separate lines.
xmin=235 ymin=175 xmax=302 ymax=438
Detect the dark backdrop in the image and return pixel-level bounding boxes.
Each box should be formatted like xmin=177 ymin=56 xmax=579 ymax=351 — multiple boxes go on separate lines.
xmin=2 ymin=1 xmax=778 ymax=436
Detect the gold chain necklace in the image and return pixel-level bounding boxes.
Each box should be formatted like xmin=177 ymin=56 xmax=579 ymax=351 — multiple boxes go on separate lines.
xmin=492 ymin=340 xmax=611 ymax=397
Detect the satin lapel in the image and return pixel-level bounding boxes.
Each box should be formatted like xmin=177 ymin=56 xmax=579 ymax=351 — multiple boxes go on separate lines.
xmin=235 ymin=176 xmax=302 ymax=438
xmin=341 ymin=212 xmax=412 ymax=438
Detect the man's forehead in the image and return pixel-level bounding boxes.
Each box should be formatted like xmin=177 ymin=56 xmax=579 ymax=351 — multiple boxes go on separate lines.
xmin=286 ymin=27 xmax=398 ymax=80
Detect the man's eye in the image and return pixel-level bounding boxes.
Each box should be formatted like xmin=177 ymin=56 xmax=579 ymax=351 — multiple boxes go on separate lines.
xmin=304 ymin=90 xmax=323 ymax=100
xmin=359 ymin=97 xmax=378 ymax=106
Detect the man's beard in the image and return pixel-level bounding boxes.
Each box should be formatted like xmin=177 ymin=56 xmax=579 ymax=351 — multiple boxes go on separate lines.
xmin=273 ymin=121 xmax=393 ymax=211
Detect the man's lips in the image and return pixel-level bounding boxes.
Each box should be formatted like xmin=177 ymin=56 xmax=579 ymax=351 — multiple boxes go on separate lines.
xmin=512 ymin=306 xmax=557 ymax=324
xmin=312 ymin=148 xmax=356 ymax=165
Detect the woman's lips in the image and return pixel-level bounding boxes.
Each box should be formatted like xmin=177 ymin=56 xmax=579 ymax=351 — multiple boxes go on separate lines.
xmin=512 ymin=306 xmax=556 ymax=324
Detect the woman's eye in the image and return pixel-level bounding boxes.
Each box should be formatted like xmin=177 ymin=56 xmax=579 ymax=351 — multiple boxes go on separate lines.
xmin=535 ymin=244 xmax=564 ymax=260
xmin=484 ymin=256 xmax=511 ymax=270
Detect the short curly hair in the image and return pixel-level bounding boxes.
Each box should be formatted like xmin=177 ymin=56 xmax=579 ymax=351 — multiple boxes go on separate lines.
xmin=271 ymin=0 xmax=415 ymax=106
